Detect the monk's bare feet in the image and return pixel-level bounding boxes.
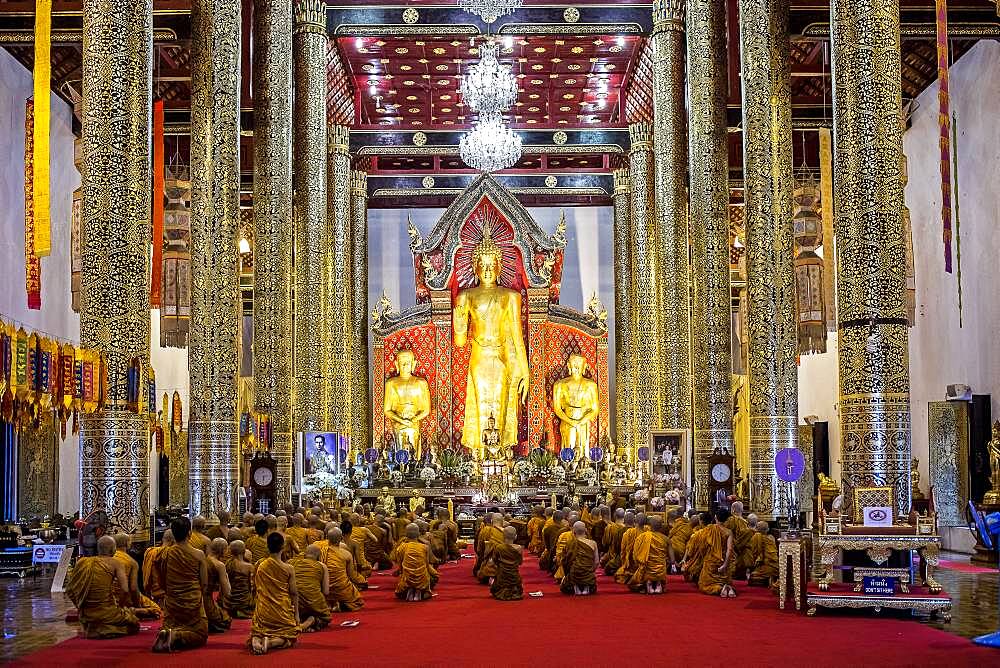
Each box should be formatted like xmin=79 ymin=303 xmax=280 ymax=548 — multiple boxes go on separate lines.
xmin=250 ymin=636 xmax=265 ymax=655
xmin=297 ymin=616 xmax=315 ymax=633
xmin=151 ymin=629 xmax=170 ymax=653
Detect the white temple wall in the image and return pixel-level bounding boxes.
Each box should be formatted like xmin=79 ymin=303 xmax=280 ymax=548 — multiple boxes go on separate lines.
xmin=0 ymin=49 xmax=80 ymax=513
xmin=798 ymin=40 xmax=1000 ymax=487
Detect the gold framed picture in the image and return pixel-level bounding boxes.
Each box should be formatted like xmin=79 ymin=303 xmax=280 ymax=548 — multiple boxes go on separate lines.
xmin=646 ymin=429 xmax=690 ymax=502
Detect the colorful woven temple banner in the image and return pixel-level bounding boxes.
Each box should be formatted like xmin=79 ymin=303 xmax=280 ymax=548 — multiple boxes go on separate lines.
xmin=31 ymin=0 xmax=52 ymax=258
xmin=24 ymin=99 xmax=41 ymax=310
xmin=150 ymin=99 xmax=165 ymax=307
xmin=936 ymin=0 xmax=953 ymax=273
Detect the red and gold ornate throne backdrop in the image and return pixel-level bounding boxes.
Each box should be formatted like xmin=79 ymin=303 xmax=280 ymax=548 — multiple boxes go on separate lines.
xmin=372 ymin=175 xmax=608 ymax=458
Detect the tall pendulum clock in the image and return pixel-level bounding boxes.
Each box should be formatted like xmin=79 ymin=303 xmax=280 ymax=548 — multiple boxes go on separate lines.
xmin=249 ymin=452 xmax=277 ymax=515
xmin=708 ymin=446 xmax=736 ymax=512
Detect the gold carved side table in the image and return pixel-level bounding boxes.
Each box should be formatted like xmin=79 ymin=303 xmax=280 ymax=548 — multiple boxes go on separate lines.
xmin=778 ymin=535 xmax=808 ymax=610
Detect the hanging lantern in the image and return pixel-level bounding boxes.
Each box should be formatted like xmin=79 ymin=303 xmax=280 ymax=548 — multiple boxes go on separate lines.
xmin=793 ymin=176 xmax=827 ymax=355
xmin=171 ymin=390 xmax=183 ymax=434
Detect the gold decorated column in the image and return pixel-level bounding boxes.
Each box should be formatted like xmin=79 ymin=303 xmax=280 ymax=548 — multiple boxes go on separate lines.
xmin=252 ymin=0 xmax=293 ymax=502
xmin=292 ymin=0 xmax=328 ymax=433
xmin=326 ymin=123 xmax=352 ymax=435
xmin=349 ymin=169 xmax=371 ymax=451
xmin=651 ymin=0 xmax=690 ymax=431
xmin=79 ymin=0 xmax=152 ymax=541
xmin=686 ymin=0 xmax=733 ymax=507
xmin=831 ymin=0 xmax=911 ymax=516
xmin=611 ymin=168 xmax=634 ymax=453
xmin=188 ymin=0 xmax=241 ymax=518
xmin=627 ymin=123 xmax=660 ymax=448
xmin=738 ymin=0 xmax=798 ymax=518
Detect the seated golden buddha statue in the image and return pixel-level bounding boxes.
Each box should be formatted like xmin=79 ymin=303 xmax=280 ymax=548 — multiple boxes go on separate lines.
xmin=453 ymin=233 xmax=529 ymax=459
xmin=552 ymin=355 xmax=600 ymax=460
xmin=383 ymin=349 xmax=431 ymax=460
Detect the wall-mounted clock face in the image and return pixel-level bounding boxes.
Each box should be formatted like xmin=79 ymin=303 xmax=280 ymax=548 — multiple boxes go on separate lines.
xmin=253 ymin=466 xmax=273 ymax=487
xmin=711 ymin=463 xmax=731 ymax=483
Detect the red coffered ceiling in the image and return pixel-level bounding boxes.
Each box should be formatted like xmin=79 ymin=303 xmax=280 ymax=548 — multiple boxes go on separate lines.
xmin=339 ymin=33 xmax=642 ymax=130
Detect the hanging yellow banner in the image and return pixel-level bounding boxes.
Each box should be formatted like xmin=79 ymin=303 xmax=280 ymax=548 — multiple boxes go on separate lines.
xmin=32 ymin=0 xmax=52 ymax=258
xmin=818 ymin=127 xmax=836 ymax=331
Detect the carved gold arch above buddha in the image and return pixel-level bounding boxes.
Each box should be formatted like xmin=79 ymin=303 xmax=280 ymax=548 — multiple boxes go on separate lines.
xmin=371 ymin=175 xmax=609 ymax=461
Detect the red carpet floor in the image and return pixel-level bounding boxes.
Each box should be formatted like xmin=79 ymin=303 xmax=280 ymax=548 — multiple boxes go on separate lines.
xmin=12 ymin=549 xmax=998 ymax=668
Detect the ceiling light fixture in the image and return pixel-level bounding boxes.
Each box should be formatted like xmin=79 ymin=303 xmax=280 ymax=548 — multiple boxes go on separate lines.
xmin=460 ymin=38 xmax=517 ymax=115
xmin=457 ymin=0 xmax=522 ymax=24
xmin=459 ymin=111 xmax=522 ymax=173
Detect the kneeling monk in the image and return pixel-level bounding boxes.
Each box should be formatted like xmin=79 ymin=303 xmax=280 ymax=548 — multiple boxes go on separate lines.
xmin=628 ymin=516 xmax=669 ymax=594
xmin=222 ymin=540 xmax=255 ymax=619
xmin=66 ymin=535 xmax=140 ymax=639
xmin=559 ymin=522 xmax=598 ymax=596
xmin=248 ymin=532 xmax=314 ymax=655
xmin=489 ymin=526 xmax=523 ymax=601
xmin=393 ymin=523 xmax=436 ymax=601
xmin=294 ymin=545 xmax=332 ymax=630
xmin=152 ymin=517 xmax=208 ymax=652
xmin=697 ymin=509 xmax=737 ymax=598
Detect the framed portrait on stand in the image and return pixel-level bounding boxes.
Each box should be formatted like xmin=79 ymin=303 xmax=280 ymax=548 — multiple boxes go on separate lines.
xmin=647 ymin=429 xmax=690 ymax=511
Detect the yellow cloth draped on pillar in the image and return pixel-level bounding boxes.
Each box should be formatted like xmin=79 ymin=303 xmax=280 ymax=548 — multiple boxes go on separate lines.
xmin=65 ymin=557 xmax=139 ymax=639
xmin=393 ymin=538 xmax=434 ymax=600
xmin=155 ymin=545 xmax=208 ymax=649
xmin=318 ymin=543 xmax=364 ymax=612
xmin=250 ymin=557 xmax=300 ymax=644
xmin=628 ymin=531 xmax=669 ymax=590
xmin=293 ymin=558 xmax=331 ymax=628
xmin=490 ymin=543 xmax=524 ymax=601
xmin=697 ymin=524 xmax=734 ymax=595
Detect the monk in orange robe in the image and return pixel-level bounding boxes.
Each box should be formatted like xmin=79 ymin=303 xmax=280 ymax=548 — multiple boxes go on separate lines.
xmin=601 ymin=509 xmax=626 ymax=573
xmin=748 ymin=520 xmax=779 ymax=589
xmin=246 ymin=519 xmax=270 ymax=565
xmin=526 ymin=506 xmax=545 ymax=555
xmin=476 ymin=515 xmax=507 ymax=583
xmin=222 ymin=539 xmax=255 ymax=619
xmin=142 ymin=530 xmax=174 ymax=606
xmin=539 ymin=511 xmax=568 ymax=572
xmin=614 ymin=513 xmax=640 ymax=584
xmin=248 ymin=533 xmax=313 ymax=654
xmin=111 ymin=533 xmax=160 ymax=619
xmin=697 ymin=508 xmax=737 ymax=597
xmin=552 ymin=514 xmax=578 ymax=580
xmin=189 ymin=516 xmax=211 ymax=554
xmin=559 ymin=522 xmax=598 ymax=595
xmin=681 ymin=513 xmax=713 ymax=582
xmin=286 ymin=515 xmax=309 ymax=554
xmin=294 ymin=545 xmax=331 ymax=630
xmin=628 ymin=516 xmax=669 ymax=594
xmin=66 ymin=536 xmax=139 ymax=639
xmin=152 ymin=518 xmax=209 ymax=652
xmin=204 ymin=538 xmax=232 ymax=632
xmin=365 ymin=516 xmax=392 ymax=570
xmin=667 ymin=510 xmax=695 ymax=572
xmin=723 ymin=502 xmax=755 ymax=577
xmin=488 ymin=526 xmax=524 ymax=601
xmin=393 ymin=523 xmax=436 ymax=601
xmin=343 ymin=519 xmax=373 ymax=582
xmin=317 ymin=527 xmax=365 ymax=612
xmin=431 ymin=508 xmax=461 ymax=561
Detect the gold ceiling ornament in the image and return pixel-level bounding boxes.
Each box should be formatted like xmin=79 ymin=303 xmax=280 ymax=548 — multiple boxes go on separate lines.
xmin=545 ymin=175 xmax=557 ymax=188
xmin=412 ymin=131 xmax=427 ymax=146
xmin=563 ymin=7 xmax=580 ymax=23
xmin=422 ymin=176 xmax=435 ymax=189
xmin=402 ymin=7 xmax=419 ymax=24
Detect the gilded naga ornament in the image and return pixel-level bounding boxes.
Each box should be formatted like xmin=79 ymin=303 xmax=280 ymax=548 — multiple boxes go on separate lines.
xmin=453 ymin=233 xmax=529 ymax=457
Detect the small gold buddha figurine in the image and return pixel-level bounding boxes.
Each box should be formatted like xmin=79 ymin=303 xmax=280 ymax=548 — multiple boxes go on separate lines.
xmin=911 ymin=457 xmax=925 ymax=501
xmin=408 ymin=488 xmax=426 ymax=514
xmin=481 ymin=413 xmax=502 ymax=460
xmin=552 ymin=354 xmax=600 ymax=461
xmin=378 ymin=486 xmax=396 ymax=514
xmin=817 ymin=472 xmax=840 ymax=508
xmin=383 ymin=349 xmax=431 ymax=460
xmin=984 ymin=421 xmax=1000 ymax=505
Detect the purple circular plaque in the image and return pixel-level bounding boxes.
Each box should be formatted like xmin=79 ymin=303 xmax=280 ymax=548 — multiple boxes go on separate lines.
xmin=775 ymin=448 xmax=805 ymax=482
xmin=364 ymin=448 xmax=379 ymax=463
xmin=589 ymin=447 xmax=604 ymax=463
xmin=637 ymin=446 xmax=650 ymax=462
xmin=560 ymin=447 xmax=575 ymax=462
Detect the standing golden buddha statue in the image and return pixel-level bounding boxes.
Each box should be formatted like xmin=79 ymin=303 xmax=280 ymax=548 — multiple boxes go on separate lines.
xmin=383 ymin=349 xmax=431 ymax=459
xmin=453 ymin=235 xmax=529 ymax=458
xmin=552 ymin=354 xmax=600 ymax=460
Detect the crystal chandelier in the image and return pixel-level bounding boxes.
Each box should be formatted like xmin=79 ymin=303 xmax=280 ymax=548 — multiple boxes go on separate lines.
xmin=460 ymin=39 xmax=517 ymax=115
xmin=460 ymin=112 xmax=522 ymax=173
xmin=457 ymin=0 xmax=522 ymax=24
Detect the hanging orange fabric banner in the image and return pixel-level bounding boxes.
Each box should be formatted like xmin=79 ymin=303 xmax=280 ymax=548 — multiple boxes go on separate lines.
xmin=32 ymin=0 xmax=52 ymax=258
xmin=936 ymin=0 xmax=952 ymax=273
xmin=150 ymin=99 xmax=165 ymax=307
xmin=25 ymin=99 xmax=41 ymax=310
